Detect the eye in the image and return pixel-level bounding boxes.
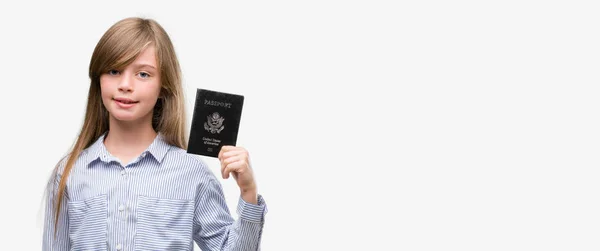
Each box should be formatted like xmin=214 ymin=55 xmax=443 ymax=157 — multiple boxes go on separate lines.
xmin=108 ymin=69 xmax=120 ymax=76
xmin=138 ymin=72 xmax=150 ymax=79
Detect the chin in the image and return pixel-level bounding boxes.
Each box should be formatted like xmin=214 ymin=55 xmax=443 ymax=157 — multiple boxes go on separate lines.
xmin=108 ymin=109 xmax=153 ymax=124
xmin=110 ymin=113 xmax=141 ymax=122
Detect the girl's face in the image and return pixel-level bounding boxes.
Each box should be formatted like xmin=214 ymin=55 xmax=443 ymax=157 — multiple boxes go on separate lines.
xmin=100 ymin=45 xmax=161 ymax=125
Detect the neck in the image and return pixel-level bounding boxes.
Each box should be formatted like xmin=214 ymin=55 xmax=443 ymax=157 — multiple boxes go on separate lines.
xmin=104 ymin=115 xmax=158 ymax=157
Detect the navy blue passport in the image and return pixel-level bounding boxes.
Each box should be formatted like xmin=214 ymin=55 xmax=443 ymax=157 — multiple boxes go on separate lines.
xmin=187 ymin=88 xmax=244 ymax=158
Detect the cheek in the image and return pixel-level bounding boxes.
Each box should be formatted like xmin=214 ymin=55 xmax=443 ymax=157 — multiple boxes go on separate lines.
xmin=99 ymin=80 xmax=110 ymax=100
xmin=149 ymin=87 xmax=162 ymax=107
xmin=99 ymin=77 xmax=115 ymax=107
xmin=147 ymin=81 xmax=162 ymax=101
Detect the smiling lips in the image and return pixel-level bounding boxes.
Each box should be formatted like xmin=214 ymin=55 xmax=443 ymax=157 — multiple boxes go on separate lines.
xmin=113 ymin=97 xmax=139 ymax=108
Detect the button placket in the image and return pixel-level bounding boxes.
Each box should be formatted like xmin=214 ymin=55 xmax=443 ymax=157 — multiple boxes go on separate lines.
xmin=119 ymin=167 xmax=132 ymax=247
xmin=119 ymin=168 xmax=129 ymax=221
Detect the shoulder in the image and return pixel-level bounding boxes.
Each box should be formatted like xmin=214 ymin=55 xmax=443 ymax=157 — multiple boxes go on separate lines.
xmin=46 ymin=153 xmax=70 ymax=191
xmin=53 ymin=154 xmax=70 ymax=177
xmin=52 ymin=150 xmax=87 ymax=181
xmin=164 ymin=147 xmax=216 ymax=180
xmin=46 ymin=149 xmax=89 ymax=196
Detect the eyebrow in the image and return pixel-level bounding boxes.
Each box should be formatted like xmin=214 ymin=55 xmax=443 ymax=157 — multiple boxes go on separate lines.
xmin=132 ymin=63 xmax=157 ymax=70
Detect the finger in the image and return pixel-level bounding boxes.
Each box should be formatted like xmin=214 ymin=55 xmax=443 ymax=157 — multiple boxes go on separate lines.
xmin=219 ymin=150 xmax=236 ymax=178
xmin=219 ymin=146 xmax=247 ymax=159
xmin=222 ymin=150 xmax=248 ymax=161
xmin=218 ymin=145 xmax=234 ymax=160
xmin=218 ymin=146 xmax=228 ymax=161
xmin=221 ymin=155 xmax=244 ymax=178
xmin=222 ymin=160 xmax=246 ymax=179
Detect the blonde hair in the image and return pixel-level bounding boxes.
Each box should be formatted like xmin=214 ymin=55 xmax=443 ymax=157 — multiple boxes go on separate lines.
xmin=53 ymin=17 xmax=187 ymax=234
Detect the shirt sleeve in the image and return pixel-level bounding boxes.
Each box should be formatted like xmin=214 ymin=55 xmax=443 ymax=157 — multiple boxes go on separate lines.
xmin=42 ymin=172 xmax=71 ymax=251
xmin=193 ymin=179 xmax=267 ymax=251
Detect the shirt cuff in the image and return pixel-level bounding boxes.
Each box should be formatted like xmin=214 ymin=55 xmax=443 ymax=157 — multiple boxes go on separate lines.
xmin=237 ymin=194 xmax=267 ymax=223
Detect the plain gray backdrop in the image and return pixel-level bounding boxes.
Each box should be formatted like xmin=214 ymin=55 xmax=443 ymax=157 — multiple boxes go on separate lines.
xmin=0 ymin=0 xmax=599 ymax=250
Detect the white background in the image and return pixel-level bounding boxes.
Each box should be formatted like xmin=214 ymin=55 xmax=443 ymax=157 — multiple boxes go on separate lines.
xmin=0 ymin=0 xmax=599 ymax=250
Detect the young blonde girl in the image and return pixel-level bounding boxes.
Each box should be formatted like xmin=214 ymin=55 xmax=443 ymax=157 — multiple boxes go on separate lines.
xmin=43 ymin=17 xmax=266 ymax=251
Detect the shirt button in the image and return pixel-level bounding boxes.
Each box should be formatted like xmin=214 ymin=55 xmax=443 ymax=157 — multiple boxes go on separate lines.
xmin=118 ymin=205 xmax=125 ymax=212
xmin=116 ymin=244 xmax=122 ymax=250
xmin=121 ymin=170 xmax=126 ymax=176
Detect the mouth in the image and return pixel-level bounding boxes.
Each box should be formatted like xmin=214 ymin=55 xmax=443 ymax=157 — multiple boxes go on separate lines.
xmin=113 ymin=98 xmax=139 ymax=104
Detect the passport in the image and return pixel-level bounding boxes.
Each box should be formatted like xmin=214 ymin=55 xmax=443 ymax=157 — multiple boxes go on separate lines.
xmin=187 ymin=88 xmax=244 ymax=158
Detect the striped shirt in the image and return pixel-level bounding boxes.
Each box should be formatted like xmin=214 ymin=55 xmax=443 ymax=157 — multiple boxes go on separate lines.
xmin=42 ymin=132 xmax=267 ymax=251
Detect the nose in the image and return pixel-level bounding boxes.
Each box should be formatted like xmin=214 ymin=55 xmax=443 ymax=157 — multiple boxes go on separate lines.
xmin=117 ymin=74 xmax=133 ymax=93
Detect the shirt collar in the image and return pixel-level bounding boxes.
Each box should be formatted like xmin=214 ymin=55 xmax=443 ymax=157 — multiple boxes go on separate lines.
xmin=84 ymin=131 xmax=171 ymax=166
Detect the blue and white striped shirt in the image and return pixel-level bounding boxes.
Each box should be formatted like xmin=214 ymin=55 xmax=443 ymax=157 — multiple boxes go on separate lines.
xmin=43 ymin=132 xmax=267 ymax=251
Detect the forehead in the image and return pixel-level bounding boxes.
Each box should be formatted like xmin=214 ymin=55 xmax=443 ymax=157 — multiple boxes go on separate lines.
xmin=129 ymin=45 xmax=157 ymax=67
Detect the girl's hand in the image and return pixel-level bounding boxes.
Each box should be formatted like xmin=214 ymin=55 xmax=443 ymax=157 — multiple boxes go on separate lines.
xmin=218 ymin=146 xmax=258 ymax=204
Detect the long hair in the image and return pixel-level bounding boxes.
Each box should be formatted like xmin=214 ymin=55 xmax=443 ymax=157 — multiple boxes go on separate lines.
xmin=53 ymin=17 xmax=187 ymax=234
